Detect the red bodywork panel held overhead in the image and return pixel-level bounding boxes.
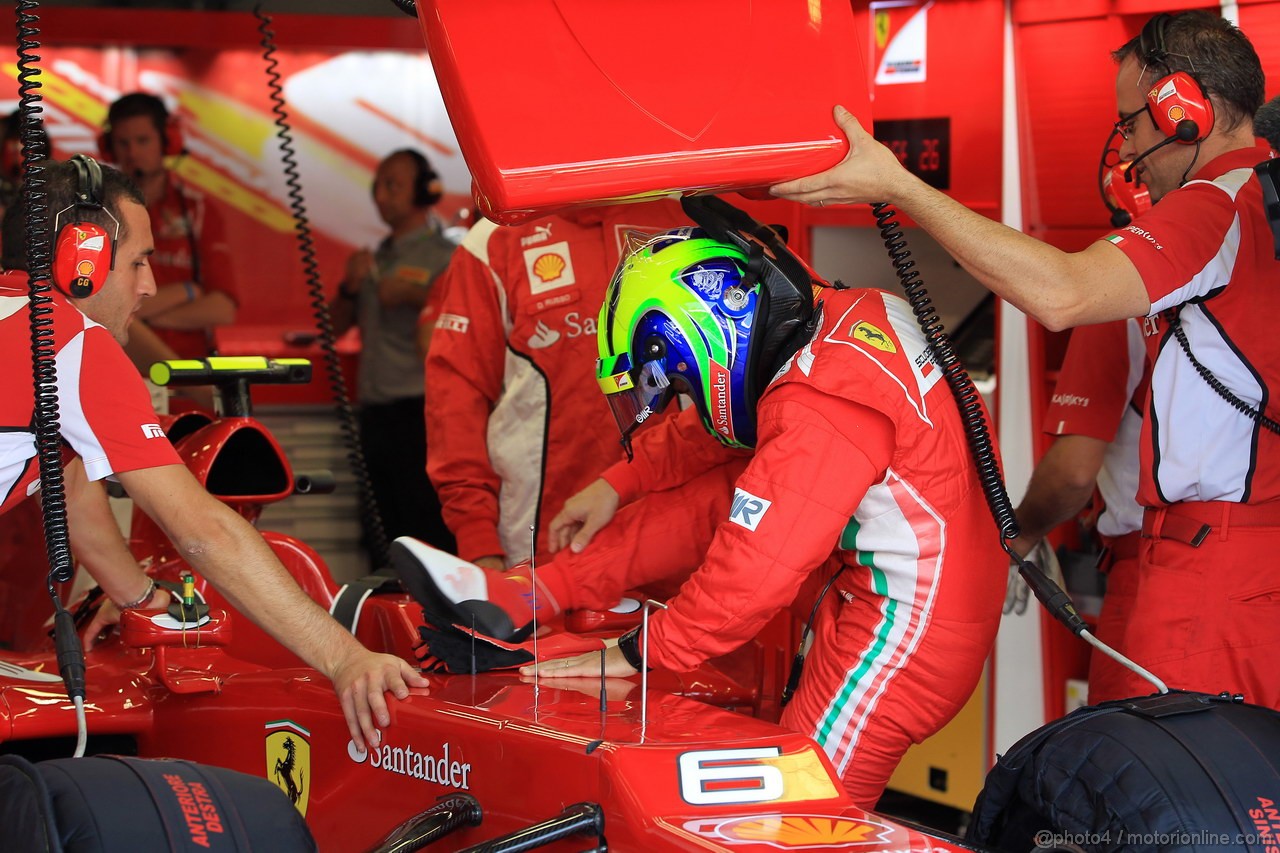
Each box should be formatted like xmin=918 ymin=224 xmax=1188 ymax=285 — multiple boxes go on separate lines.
xmin=420 ymin=0 xmax=872 ymax=223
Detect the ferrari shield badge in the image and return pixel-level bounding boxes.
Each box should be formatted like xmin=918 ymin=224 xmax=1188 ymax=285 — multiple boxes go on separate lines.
xmin=849 ymin=321 xmax=897 ymax=354
xmin=265 ymin=719 xmax=311 ymax=815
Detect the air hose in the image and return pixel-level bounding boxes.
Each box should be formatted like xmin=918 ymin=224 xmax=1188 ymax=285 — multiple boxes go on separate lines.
xmin=254 ymin=5 xmax=391 ymax=568
xmin=870 ymin=202 xmax=1089 ymax=637
xmin=15 ymin=0 xmax=88 ymax=737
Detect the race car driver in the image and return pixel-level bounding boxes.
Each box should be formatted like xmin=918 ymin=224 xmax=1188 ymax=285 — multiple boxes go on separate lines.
xmin=400 ymin=213 xmax=1006 ymax=806
xmin=0 ymin=157 xmax=423 ymax=749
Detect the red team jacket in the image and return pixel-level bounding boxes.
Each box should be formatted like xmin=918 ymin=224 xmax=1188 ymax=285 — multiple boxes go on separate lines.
xmin=424 ymin=201 xmax=689 ymax=564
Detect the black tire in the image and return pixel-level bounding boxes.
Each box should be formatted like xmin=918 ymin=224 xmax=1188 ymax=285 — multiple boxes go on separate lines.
xmin=967 ymin=692 xmax=1280 ymax=853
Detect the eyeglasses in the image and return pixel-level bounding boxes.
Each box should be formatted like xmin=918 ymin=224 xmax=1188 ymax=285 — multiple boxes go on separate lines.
xmin=1113 ymin=107 xmax=1148 ymax=141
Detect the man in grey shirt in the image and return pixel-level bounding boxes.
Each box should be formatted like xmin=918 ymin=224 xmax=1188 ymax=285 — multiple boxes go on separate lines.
xmin=331 ymin=149 xmax=456 ymax=553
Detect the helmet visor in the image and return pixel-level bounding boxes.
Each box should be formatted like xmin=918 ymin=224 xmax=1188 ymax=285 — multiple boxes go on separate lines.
xmin=596 ymin=354 xmax=673 ymax=455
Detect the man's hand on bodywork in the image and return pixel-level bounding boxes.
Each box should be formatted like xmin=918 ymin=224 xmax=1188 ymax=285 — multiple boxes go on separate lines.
xmin=330 ymin=647 xmax=430 ymax=751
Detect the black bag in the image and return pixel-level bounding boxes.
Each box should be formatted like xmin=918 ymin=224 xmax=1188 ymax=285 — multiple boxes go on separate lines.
xmin=0 ymin=754 xmax=315 ymax=853
xmin=968 ymin=691 xmax=1280 ymax=852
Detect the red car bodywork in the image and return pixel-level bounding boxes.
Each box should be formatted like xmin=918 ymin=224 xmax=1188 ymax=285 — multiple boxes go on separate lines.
xmin=0 ymin=405 xmax=978 ymax=852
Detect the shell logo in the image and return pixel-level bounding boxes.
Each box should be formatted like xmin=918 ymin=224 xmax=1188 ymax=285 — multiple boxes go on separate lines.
xmin=714 ymin=814 xmax=895 ymax=848
xmin=532 ymin=252 xmax=567 ymax=283
xmin=76 ymin=260 xmax=95 ymax=277
xmin=1168 ymin=105 xmax=1186 ymax=122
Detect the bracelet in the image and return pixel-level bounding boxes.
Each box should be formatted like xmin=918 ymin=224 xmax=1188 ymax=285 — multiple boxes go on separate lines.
xmin=616 ymin=626 xmax=651 ymax=672
xmin=116 ymin=578 xmax=158 ymax=611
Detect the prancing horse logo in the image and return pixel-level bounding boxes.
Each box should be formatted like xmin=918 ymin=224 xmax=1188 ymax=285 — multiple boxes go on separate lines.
xmin=850 ymin=321 xmax=897 ymax=354
xmin=265 ymin=720 xmax=311 ymax=815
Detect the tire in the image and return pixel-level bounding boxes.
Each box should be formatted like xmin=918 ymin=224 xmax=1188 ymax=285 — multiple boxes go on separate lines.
xmin=967 ymin=692 xmax=1280 ymax=853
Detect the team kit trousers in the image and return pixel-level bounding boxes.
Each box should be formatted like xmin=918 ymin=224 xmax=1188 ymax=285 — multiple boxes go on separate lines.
xmin=1087 ymin=531 xmax=1141 ymax=703
xmin=536 ymin=461 xmax=994 ymax=808
xmin=1090 ymin=501 xmax=1280 ymax=710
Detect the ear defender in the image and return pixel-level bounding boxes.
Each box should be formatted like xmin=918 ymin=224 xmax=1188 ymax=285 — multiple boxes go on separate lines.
xmin=54 ymin=223 xmax=112 ymax=298
xmin=1145 ymin=71 xmax=1214 ymax=143
xmin=52 ymin=154 xmax=118 ymax=299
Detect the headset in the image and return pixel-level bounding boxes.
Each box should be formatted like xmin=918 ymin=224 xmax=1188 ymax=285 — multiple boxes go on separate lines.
xmin=387 ymin=148 xmax=443 ymax=208
xmin=1101 ymin=160 xmax=1152 ymax=228
xmin=53 ymin=154 xmax=118 ymax=299
xmin=98 ymin=93 xmax=185 ymax=162
xmin=1122 ymin=13 xmax=1215 ymax=182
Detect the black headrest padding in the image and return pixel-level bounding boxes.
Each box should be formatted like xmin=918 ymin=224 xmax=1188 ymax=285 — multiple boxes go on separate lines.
xmin=681 ymin=196 xmax=821 ymax=414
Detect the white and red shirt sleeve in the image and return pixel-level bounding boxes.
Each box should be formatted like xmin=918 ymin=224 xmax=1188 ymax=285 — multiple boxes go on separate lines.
xmin=1044 ymin=319 xmax=1148 ymax=537
xmin=1043 ymin=320 xmax=1133 ymax=442
xmin=0 ymin=279 xmax=179 ymax=516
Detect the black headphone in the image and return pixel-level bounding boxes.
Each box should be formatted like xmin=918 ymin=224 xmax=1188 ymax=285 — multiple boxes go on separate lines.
xmin=389 ymin=149 xmax=442 ymax=208
xmin=53 ymin=154 xmax=118 ymax=299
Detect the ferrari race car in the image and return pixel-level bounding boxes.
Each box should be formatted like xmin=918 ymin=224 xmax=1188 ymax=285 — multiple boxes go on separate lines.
xmin=4 ymin=361 xmax=1279 ymax=853
xmin=0 ymin=360 xmax=984 ymax=852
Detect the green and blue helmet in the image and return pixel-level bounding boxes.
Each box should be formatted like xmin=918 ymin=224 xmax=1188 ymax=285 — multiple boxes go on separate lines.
xmin=596 ymin=227 xmax=765 ymax=453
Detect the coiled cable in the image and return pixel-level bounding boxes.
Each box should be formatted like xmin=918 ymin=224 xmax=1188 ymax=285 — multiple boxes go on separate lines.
xmin=871 ymin=202 xmax=1017 ymax=540
xmin=1165 ymin=308 xmax=1280 ymax=436
xmin=16 ymin=0 xmax=71 ymax=584
xmin=869 ymin=201 xmax=1091 ymax=640
xmin=254 ymin=6 xmax=391 ymax=568
xmin=388 ymin=0 xmax=418 ymax=16
xmin=16 ymin=0 xmax=89 ymax=734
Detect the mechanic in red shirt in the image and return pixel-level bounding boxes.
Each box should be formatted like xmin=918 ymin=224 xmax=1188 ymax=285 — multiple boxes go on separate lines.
xmin=403 ymin=220 xmax=1006 ymax=806
xmin=774 ymin=11 xmax=1280 ymax=708
xmin=1012 ymin=318 xmax=1152 ymax=701
xmin=424 ymin=201 xmax=690 ymax=569
xmin=1 ymin=157 xmax=423 ymax=749
xmin=101 ymin=93 xmax=236 ymax=364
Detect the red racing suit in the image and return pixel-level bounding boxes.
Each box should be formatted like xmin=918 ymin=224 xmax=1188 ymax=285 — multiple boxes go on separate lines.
xmin=146 ymin=175 xmax=237 ymax=358
xmin=541 ymin=288 xmax=1006 ymax=806
xmin=0 ymin=271 xmax=180 ymax=515
xmin=1042 ymin=318 xmax=1151 ymax=702
xmin=1102 ymin=145 xmax=1280 ymax=708
xmin=424 ymin=201 xmax=689 ymax=564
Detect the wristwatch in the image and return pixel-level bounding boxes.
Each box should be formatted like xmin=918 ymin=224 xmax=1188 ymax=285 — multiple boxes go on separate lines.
xmin=616 ymin=626 xmax=651 ymax=672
